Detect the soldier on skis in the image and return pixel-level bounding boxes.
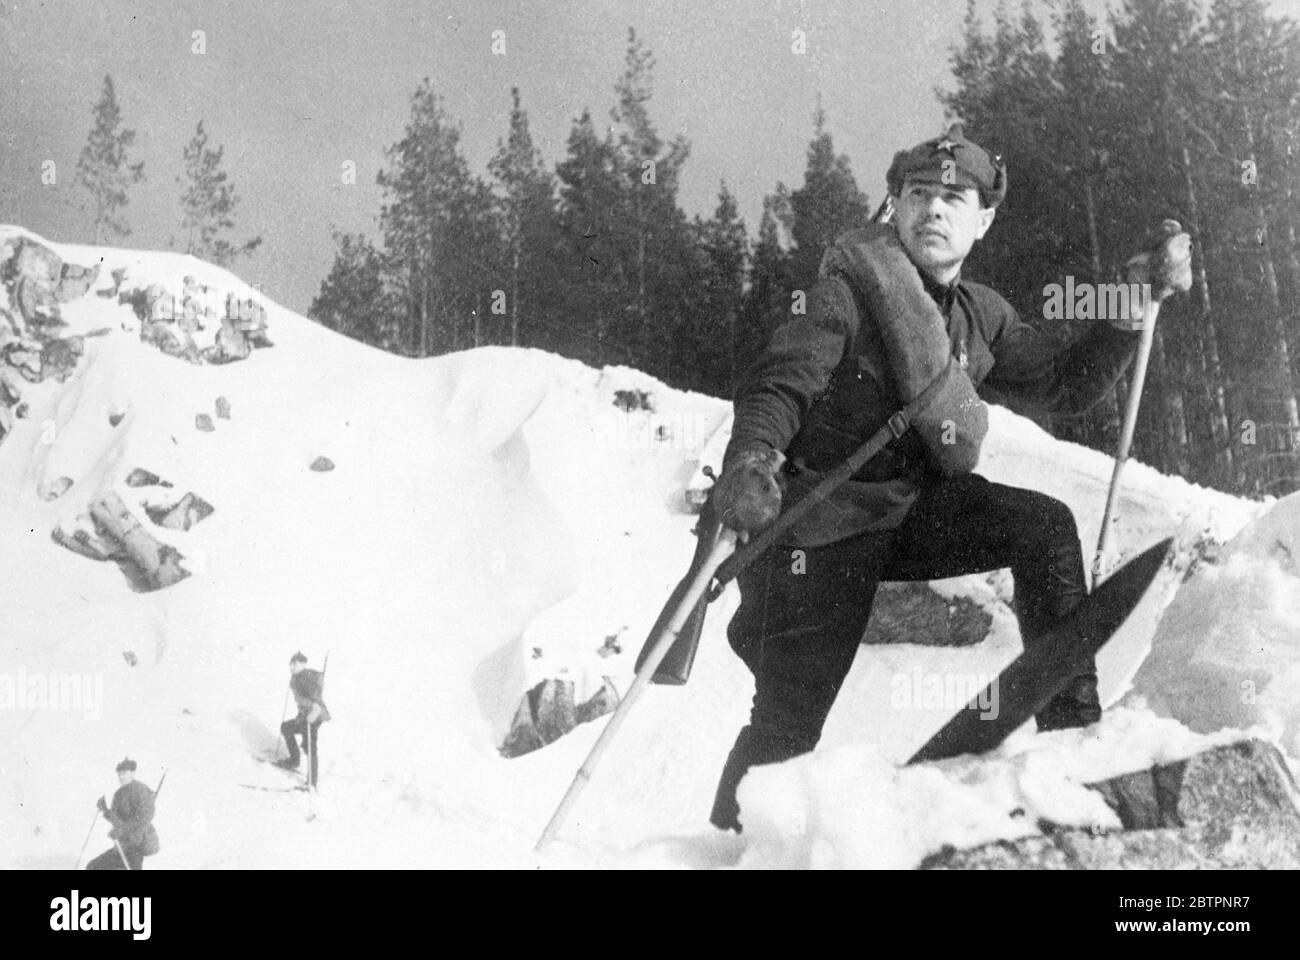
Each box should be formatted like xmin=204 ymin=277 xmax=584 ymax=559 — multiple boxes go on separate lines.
xmin=85 ymin=758 xmax=159 ymax=870
xmin=706 ymin=125 xmax=1192 ymax=832
xmin=276 ymin=651 xmax=330 ymax=787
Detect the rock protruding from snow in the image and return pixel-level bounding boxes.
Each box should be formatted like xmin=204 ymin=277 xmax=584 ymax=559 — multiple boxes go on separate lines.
xmin=863 ymin=582 xmax=994 ymax=647
xmin=2 ymin=235 xmax=98 ymax=341
xmin=500 ymin=677 xmax=620 ymax=758
xmin=924 ymin=739 xmax=1300 ymax=869
xmin=125 ymin=468 xmax=169 ymax=488
xmin=145 ymin=492 xmax=215 ymax=531
xmin=87 ymin=491 xmax=189 ymax=590
xmin=118 ymin=277 xmax=270 ymax=365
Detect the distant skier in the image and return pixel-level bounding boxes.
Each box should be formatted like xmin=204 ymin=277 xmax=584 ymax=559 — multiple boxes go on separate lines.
xmin=276 ymin=652 xmax=330 ymax=787
xmin=86 ymin=758 xmax=159 ymax=870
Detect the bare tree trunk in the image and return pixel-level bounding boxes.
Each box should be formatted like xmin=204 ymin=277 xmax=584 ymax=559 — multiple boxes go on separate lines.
xmin=1231 ymin=10 xmax=1299 ymax=492
xmin=1144 ymin=87 xmax=1191 ymax=478
xmin=1253 ymin=214 xmax=1300 ymax=487
xmin=474 ymin=287 xmax=482 ymax=348
xmin=637 ymin=205 xmax=647 ymax=361
xmin=728 ymin=307 xmax=736 ymax=391
xmin=511 ymin=236 xmax=520 ymax=347
xmin=1278 ymin=212 xmax=1300 ymax=378
xmin=1241 ymin=183 xmax=1300 ymax=484
xmin=1150 ymin=324 xmax=1189 ymax=477
xmin=1082 ymin=177 xmax=1122 ymax=445
xmin=408 ymin=261 xmax=419 ymax=357
xmin=420 ymin=275 xmax=429 ymax=358
xmin=637 ymin=190 xmax=647 ymax=363
xmin=1180 ymin=143 xmax=1233 ymax=486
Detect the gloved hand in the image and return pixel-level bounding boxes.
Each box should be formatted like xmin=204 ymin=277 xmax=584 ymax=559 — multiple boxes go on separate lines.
xmin=96 ymin=796 xmax=107 ymax=814
xmin=1126 ymin=219 xmax=1193 ymax=303
xmin=710 ymin=445 xmax=786 ymax=539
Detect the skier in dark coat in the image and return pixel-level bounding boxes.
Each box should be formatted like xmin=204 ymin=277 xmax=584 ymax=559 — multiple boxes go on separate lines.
xmin=707 ymin=125 xmax=1192 ymax=832
xmin=86 ymin=758 xmax=158 ymax=870
xmin=277 ymin=651 xmax=330 ymax=787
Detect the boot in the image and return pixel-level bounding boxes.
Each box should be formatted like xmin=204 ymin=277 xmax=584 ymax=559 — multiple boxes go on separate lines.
xmin=1035 ymin=673 xmax=1102 ymax=731
xmin=710 ymin=724 xmax=815 ymax=832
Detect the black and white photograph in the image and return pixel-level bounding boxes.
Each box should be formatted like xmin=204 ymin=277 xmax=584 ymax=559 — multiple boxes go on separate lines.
xmin=1 ymin=0 xmax=1297 ymax=910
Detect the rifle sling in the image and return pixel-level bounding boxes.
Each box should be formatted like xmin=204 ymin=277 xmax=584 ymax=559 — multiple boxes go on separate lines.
xmin=711 ymin=369 xmax=952 ymax=592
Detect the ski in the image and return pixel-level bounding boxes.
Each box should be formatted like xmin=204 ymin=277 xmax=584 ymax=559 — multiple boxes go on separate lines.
xmin=238 ymin=782 xmax=309 ymax=793
xmin=908 ymin=537 xmax=1173 ymax=765
xmin=252 ymin=751 xmax=308 ymax=784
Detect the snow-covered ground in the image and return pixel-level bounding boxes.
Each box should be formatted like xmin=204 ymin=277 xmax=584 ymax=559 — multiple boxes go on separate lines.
xmin=0 ymin=227 xmax=1293 ymax=869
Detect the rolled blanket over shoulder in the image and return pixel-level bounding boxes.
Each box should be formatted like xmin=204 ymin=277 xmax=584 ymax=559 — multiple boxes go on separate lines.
xmin=819 ymin=225 xmax=988 ymax=476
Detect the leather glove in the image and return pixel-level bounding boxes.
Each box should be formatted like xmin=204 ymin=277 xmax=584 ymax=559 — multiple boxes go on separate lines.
xmin=1126 ymin=219 xmax=1192 ymax=303
xmin=710 ymin=445 xmax=786 ymax=539
xmin=96 ymin=796 xmax=108 ymax=814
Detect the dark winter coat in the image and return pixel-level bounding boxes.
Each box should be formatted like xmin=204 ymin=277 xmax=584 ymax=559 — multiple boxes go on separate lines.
xmin=726 ymin=223 xmax=1141 ymax=546
xmin=106 ymin=780 xmax=159 ymax=856
xmin=291 ymin=668 xmax=331 ymax=723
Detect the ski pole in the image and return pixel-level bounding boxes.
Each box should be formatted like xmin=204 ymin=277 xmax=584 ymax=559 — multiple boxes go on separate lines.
xmin=1093 ymin=221 xmax=1190 ymax=580
xmin=307 ymin=719 xmax=315 ymax=794
xmin=273 ymin=687 xmax=290 ymax=760
xmin=1093 ymin=298 xmax=1161 ymax=581
xmin=536 ymin=526 xmax=737 ymax=851
xmin=74 ymin=809 xmax=99 ymax=869
xmin=310 ymin=652 xmax=327 ymax=794
xmin=114 ymin=837 xmax=131 ymax=870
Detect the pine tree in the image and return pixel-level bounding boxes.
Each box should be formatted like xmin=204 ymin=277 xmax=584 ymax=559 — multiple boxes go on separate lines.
xmin=607 ymin=28 xmax=695 ymax=377
xmin=1198 ymin=0 xmax=1300 ymax=494
xmin=781 ymin=102 xmax=871 ymax=290
xmin=309 ymin=232 xmax=403 ymax=351
xmin=75 ymin=76 xmax=145 ymax=244
xmin=488 ymin=87 xmax=562 ymax=349
xmin=556 ymin=109 xmax=629 ymax=366
xmin=177 ymin=120 xmax=262 ymax=266
xmin=737 ymin=195 xmax=795 ymax=379
xmin=377 ymin=79 xmax=501 ymax=356
xmin=676 ymin=183 xmax=748 ymax=395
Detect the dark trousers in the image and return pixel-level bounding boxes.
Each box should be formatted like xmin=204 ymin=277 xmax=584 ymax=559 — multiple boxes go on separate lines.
xmin=711 ymin=473 xmax=1093 ymax=831
xmin=86 ymin=845 xmax=144 ymax=870
xmin=281 ymin=715 xmax=323 ymax=786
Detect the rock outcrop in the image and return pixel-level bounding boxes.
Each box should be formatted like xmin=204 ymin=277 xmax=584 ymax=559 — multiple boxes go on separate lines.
xmin=501 ymin=677 xmax=620 ymax=758
xmin=863 ymin=582 xmax=994 ymax=647
xmin=923 ymin=739 xmax=1300 ymax=869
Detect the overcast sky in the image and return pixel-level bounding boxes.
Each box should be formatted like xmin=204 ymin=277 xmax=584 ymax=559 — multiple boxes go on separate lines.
xmin=3 ymin=0 xmax=1297 ymax=313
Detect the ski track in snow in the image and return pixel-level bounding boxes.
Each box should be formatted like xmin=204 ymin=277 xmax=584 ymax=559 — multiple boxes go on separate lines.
xmin=0 ymin=226 xmax=1292 ymax=869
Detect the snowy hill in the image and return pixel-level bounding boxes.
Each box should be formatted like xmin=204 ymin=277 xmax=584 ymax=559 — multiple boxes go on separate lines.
xmin=0 ymin=227 xmax=1293 ymax=869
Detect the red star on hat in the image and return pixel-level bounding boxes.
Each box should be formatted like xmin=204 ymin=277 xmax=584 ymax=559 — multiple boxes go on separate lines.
xmin=934 ymin=137 xmax=960 ymax=155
